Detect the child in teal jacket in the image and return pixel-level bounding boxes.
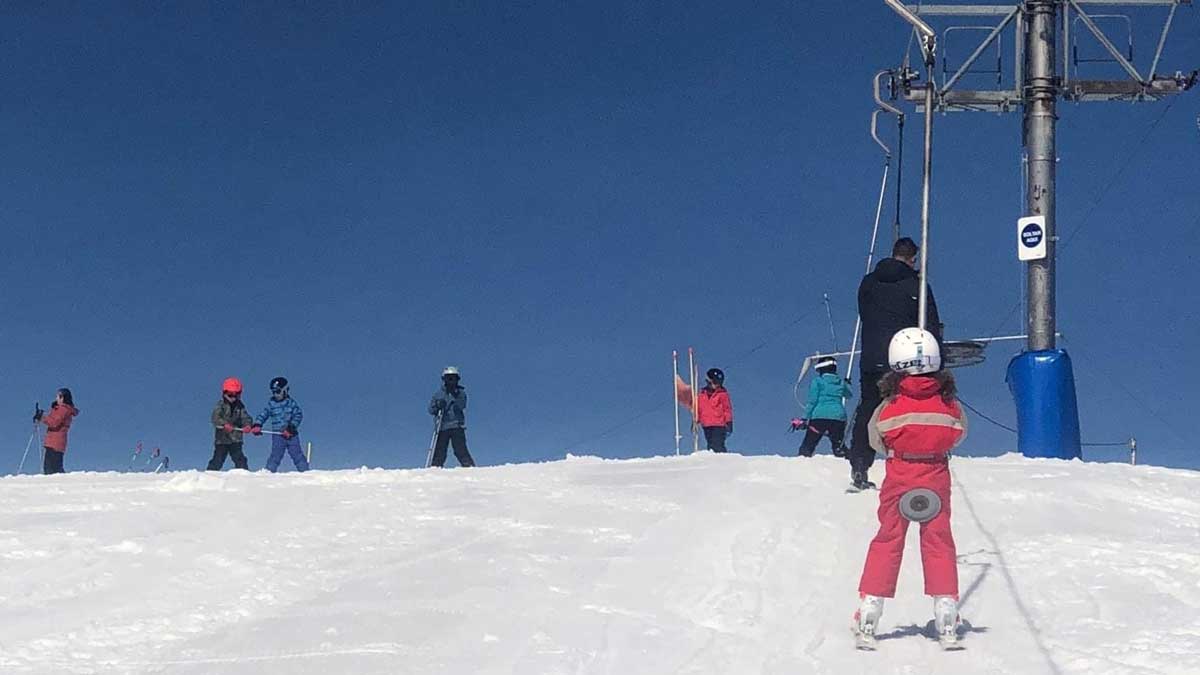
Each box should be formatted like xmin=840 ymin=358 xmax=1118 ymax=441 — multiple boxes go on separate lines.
xmin=796 ymin=358 xmax=852 ymax=457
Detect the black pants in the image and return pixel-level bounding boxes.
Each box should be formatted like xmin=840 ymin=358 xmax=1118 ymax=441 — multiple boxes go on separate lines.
xmin=703 ymin=426 xmax=728 ymax=453
xmin=848 ymin=369 xmax=886 ymax=475
xmin=432 ymin=428 xmax=475 ymax=467
xmin=207 ymin=442 xmax=249 ymax=471
xmin=43 ymin=448 xmax=64 ymax=475
xmin=798 ymin=419 xmax=846 ymax=457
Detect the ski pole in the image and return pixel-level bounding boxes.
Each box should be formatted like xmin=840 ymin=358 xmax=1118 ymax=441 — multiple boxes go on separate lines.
xmin=18 ymin=402 xmax=42 ymax=474
xmin=672 ymin=350 xmax=682 ymax=456
xmin=18 ymin=430 xmax=37 ymax=474
xmin=425 ymin=410 xmax=443 ymax=468
xmin=17 ymin=429 xmax=37 ymax=474
xmin=128 ymin=441 xmax=144 ymax=471
xmin=213 ymin=425 xmax=284 ymax=436
xmin=690 ymin=348 xmax=700 ymax=454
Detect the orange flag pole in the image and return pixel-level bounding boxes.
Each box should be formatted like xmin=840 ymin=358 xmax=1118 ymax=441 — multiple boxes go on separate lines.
xmin=672 ymin=351 xmax=682 ymax=456
xmin=689 ymin=347 xmax=699 ymax=453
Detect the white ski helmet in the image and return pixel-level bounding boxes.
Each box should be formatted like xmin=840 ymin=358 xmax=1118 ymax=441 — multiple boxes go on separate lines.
xmin=442 ymin=366 xmax=460 ymax=377
xmin=888 ymin=327 xmax=941 ymax=374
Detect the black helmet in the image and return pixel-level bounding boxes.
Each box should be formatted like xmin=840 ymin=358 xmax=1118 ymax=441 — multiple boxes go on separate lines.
xmin=706 ymin=368 xmax=725 ymax=384
xmin=814 ymin=357 xmax=838 ymax=375
xmin=269 ymin=376 xmax=289 ymax=396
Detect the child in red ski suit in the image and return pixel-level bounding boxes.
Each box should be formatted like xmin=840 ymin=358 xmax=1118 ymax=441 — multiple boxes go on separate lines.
xmin=854 ymin=327 xmax=967 ymax=645
xmin=696 ymin=367 xmax=733 ymax=453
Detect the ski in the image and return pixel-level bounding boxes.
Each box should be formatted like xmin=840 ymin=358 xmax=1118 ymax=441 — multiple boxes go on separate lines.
xmin=938 ymin=628 xmax=964 ymax=651
xmin=845 ymin=483 xmax=878 ymax=494
xmin=851 ymin=625 xmax=964 ymax=651
xmin=851 ymin=626 xmax=877 ymax=651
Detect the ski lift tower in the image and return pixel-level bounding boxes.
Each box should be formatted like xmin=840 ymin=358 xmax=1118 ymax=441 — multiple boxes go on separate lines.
xmin=882 ymin=1 xmax=1195 ymax=460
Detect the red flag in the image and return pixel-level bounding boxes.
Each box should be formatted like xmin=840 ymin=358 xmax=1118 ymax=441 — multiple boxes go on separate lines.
xmin=675 ymin=374 xmax=693 ymax=411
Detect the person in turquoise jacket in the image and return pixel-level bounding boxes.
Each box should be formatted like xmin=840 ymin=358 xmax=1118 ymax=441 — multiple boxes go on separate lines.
xmin=794 ymin=358 xmax=852 ymax=457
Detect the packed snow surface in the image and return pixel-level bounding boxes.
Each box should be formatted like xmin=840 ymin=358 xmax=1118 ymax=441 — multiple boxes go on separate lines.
xmin=1 ymin=453 xmax=1198 ymax=674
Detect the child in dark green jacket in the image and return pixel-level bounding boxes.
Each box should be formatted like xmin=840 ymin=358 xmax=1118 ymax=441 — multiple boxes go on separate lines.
xmin=209 ymin=377 xmax=253 ymax=470
xmin=795 ymin=358 xmax=852 ymax=457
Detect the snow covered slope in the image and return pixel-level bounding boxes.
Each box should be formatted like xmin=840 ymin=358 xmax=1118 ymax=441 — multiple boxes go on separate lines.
xmin=1 ymin=453 xmax=1197 ymax=674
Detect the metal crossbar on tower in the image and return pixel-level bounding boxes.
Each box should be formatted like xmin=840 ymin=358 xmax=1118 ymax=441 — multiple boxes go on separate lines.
xmin=884 ymin=0 xmax=1194 ymax=349
xmin=885 ymin=1 xmax=1194 ymax=347
xmin=879 ymin=0 xmax=1195 ymax=459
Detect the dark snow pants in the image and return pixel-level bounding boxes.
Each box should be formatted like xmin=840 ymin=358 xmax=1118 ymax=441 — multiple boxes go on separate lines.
xmin=849 ymin=369 xmax=886 ymax=475
xmin=798 ymin=419 xmax=846 ymax=457
xmin=703 ymin=426 xmax=728 ymax=453
xmin=43 ymin=448 xmax=64 ymax=475
xmin=266 ymin=434 xmax=309 ymax=472
xmin=432 ymin=428 xmax=475 ymax=467
xmin=207 ymin=442 xmax=249 ymax=471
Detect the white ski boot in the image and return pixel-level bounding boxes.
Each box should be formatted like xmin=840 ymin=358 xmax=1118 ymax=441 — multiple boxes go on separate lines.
xmin=933 ymin=595 xmax=963 ymax=650
xmin=852 ymin=594 xmax=884 ymax=650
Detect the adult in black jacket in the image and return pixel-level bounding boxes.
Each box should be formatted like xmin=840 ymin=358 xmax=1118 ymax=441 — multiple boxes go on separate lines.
xmin=847 ymin=237 xmax=943 ymax=489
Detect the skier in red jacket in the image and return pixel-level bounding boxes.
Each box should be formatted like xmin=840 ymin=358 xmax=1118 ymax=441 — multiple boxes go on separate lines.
xmin=696 ymin=368 xmax=733 ymax=453
xmin=36 ymin=388 xmax=79 ymax=475
xmin=852 ymin=328 xmax=968 ymax=649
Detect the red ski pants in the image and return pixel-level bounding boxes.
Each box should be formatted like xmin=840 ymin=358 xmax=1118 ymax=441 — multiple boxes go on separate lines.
xmin=858 ymin=459 xmax=958 ymax=598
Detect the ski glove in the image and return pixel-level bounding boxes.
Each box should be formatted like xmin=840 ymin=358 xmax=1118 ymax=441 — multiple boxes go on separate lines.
xmin=33 ymin=408 xmax=43 ymax=423
xmin=725 ymin=421 xmax=733 ymax=437
xmin=241 ymin=425 xmax=253 ymax=434
xmin=281 ymin=428 xmax=293 ymax=439
xmin=790 ymin=418 xmax=808 ymax=432
xmin=250 ymin=425 xmax=263 ymax=436
xmin=282 ymin=424 xmax=298 ymax=439
xmin=222 ymin=423 xmax=234 ymax=433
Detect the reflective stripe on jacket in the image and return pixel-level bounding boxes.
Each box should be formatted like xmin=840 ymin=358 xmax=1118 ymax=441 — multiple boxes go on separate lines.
xmin=867 ymin=375 xmax=966 ymax=462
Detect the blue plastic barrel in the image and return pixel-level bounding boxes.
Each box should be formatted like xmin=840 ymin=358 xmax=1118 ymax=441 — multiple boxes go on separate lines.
xmin=1005 ymin=349 xmax=1082 ymax=460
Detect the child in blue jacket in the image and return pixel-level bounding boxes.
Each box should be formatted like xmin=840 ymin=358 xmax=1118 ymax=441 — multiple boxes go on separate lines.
xmin=251 ymin=376 xmax=309 ymax=472
xmin=795 ymin=358 xmax=852 ymax=457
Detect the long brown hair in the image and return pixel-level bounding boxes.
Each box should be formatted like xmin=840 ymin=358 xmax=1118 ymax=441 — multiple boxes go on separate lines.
xmin=877 ymin=369 xmax=958 ymax=402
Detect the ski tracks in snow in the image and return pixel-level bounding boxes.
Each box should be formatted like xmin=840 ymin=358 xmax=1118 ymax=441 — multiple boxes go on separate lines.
xmin=1 ymin=455 xmax=1199 ymax=674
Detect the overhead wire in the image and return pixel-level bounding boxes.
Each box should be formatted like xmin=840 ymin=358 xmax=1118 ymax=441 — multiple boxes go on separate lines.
xmin=1058 ymin=97 xmax=1179 ymax=250
xmin=973 ymin=94 xmax=1183 ymax=347
xmin=959 ymin=395 xmax=1131 ymax=448
xmin=895 ymin=4 xmax=1176 ymax=460
xmin=957 ymin=396 xmax=1018 ymax=434
xmin=1060 ymin=334 xmax=1189 ymax=447
xmin=568 ymin=13 xmax=1190 ymax=462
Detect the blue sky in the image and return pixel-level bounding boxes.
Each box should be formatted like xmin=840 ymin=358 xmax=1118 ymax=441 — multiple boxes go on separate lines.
xmin=1 ymin=2 xmax=1196 ymax=473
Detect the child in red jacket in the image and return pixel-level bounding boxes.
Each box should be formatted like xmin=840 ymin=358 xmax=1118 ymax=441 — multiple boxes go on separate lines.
xmin=853 ymin=328 xmax=968 ymax=649
xmin=696 ymin=368 xmax=733 ymax=453
xmin=36 ymin=388 xmax=79 ymax=475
